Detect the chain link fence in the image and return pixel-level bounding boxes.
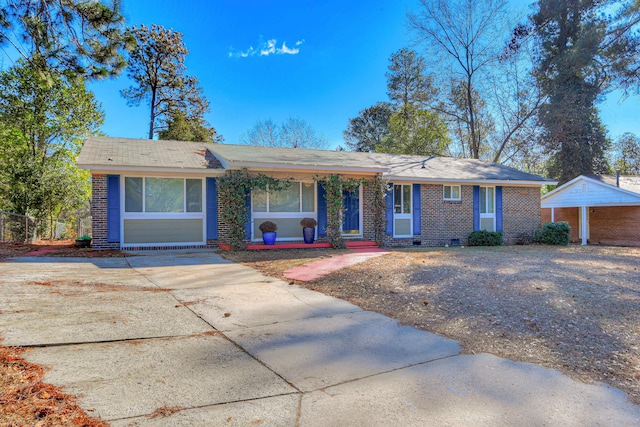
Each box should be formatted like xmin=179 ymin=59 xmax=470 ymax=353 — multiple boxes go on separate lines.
xmin=0 ymin=212 xmax=38 ymax=243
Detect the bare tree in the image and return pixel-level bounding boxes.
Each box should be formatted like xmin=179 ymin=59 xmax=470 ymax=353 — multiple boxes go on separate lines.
xmin=241 ymin=117 xmax=327 ymax=149
xmin=408 ymin=0 xmax=541 ymax=164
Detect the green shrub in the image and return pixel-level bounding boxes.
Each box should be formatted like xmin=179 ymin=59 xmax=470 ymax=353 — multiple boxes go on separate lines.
xmin=534 ymin=221 xmax=570 ymax=245
xmin=468 ymin=230 xmax=503 ymax=246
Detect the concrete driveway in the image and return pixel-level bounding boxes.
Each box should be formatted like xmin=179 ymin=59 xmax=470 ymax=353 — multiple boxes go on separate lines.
xmin=1 ymin=251 xmax=638 ymax=426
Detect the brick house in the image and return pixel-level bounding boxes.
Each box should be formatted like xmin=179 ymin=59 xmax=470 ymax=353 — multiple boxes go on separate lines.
xmin=77 ymin=137 xmax=555 ymax=249
xmin=541 ymin=174 xmax=640 ymax=246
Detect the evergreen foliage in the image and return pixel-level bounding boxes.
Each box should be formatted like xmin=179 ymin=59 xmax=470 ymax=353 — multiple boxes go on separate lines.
xmin=343 ymin=103 xmax=392 ymax=152
xmin=534 ymin=222 xmax=571 ymax=246
xmin=468 ymin=230 xmax=503 ymax=246
xmin=121 ymin=24 xmax=216 ymax=140
xmin=0 ymin=61 xmax=101 ymax=234
xmin=0 ymin=0 xmax=130 ymax=78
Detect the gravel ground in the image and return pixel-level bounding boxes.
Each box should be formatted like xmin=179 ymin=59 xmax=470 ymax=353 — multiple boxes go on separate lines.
xmin=224 ymin=245 xmax=640 ymax=404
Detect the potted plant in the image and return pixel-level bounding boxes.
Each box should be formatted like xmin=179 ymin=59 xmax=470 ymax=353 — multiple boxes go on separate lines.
xmin=259 ymin=221 xmax=278 ymax=245
xmin=75 ymin=235 xmax=92 ymax=248
xmin=300 ymin=217 xmax=317 ymax=244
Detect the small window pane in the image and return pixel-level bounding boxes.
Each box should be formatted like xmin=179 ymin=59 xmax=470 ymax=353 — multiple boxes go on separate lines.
xmin=301 ymin=183 xmax=314 ymax=212
xmin=146 ymin=178 xmax=184 ymax=212
xmin=480 ymin=187 xmax=487 ymax=214
xmin=125 ymin=177 xmax=143 ymax=212
xmin=403 ymin=185 xmax=411 ymax=213
xmin=394 ymin=185 xmax=402 ymax=214
xmin=480 ymin=217 xmax=495 ymax=232
xmin=186 ymin=179 xmax=202 ymax=212
xmin=444 ymin=186 xmax=451 ymax=199
xmin=487 ymin=187 xmax=494 ymax=213
xmin=252 ymin=188 xmax=267 ymax=212
xmin=451 ymin=186 xmax=460 ymax=199
xmin=270 ymin=184 xmax=300 ymax=212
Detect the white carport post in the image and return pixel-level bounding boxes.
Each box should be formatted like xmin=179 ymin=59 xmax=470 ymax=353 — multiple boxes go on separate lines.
xmin=581 ymin=205 xmax=588 ymax=245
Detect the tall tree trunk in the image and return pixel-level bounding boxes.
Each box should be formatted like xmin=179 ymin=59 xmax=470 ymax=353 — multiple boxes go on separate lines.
xmin=148 ymin=88 xmax=157 ymax=139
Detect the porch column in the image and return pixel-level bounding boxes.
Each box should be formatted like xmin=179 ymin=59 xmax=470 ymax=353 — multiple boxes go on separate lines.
xmin=551 ymin=207 xmax=555 ymax=222
xmin=581 ymin=205 xmax=588 ymax=246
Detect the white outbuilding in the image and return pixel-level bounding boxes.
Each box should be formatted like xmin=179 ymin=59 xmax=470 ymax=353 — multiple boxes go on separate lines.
xmin=541 ymin=174 xmax=640 ymax=246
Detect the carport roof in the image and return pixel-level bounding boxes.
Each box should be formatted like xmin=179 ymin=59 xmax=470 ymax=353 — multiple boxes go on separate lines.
xmin=77 ymin=136 xmax=555 ymax=185
xmin=542 ymin=174 xmax=640 ymax=208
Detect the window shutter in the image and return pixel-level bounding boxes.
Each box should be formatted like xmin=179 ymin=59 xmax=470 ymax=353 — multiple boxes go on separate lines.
xmin=317 ymin=182 xmax=327 ymax=237
xmin=206 ymin=178 xmax=218 ymax=240
xmin=496 ymin=186 xmax=503 ymax=232
xmin=107 ymin=175 xmax=120 ymax=243
xmin=473 ymin=185 xmax=480 ymax=232
xmin=244 ymin=190 xmax=251 ymax=239
xmin=412 ymin=184 xmax=421 ymax=235
xmin=386 ymin=183 xmax=393 ymax=235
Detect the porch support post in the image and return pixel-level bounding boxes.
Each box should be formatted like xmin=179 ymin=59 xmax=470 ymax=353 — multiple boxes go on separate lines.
xmin=581 ymin=205 xmax=588 ymax=246
xmin=551 ymin=207 xmax=555 ymax=222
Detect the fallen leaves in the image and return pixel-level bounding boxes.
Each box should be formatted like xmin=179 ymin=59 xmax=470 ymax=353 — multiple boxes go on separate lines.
xmin=0 ymin=342 xmax=108 ymax=426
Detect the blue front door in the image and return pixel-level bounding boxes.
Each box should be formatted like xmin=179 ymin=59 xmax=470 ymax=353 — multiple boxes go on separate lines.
xmin=342 ymin=189 xmax=360 ymax=235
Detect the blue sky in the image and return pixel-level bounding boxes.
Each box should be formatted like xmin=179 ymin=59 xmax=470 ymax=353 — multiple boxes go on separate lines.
xmin=89 ymin=0 xmax=640 ymax=150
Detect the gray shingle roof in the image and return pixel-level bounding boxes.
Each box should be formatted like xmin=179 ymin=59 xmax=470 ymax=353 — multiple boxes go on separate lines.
xmin=77 ymin=136 xmax=554 ymax=184
xmin=77 ymin=137 xmax=224 ymax=170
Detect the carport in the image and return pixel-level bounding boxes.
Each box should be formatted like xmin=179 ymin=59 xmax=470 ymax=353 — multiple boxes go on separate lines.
xmin=541 ymin=174 xmax=640 ymax=246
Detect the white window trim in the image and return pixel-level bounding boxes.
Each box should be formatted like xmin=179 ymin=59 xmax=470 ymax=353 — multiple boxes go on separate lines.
xmin=393 ymin=184 xmax=413 ymax=238
xmin=341 ymin=185 xmax=364 ymax=238
xmin=120 ymin=175 xmax=206 ymax=248
xmin=479 ymin=186 xmax=496 ymax=232
xmin=443 ymin=185 xmax=461 ymax=201
xmin=251 ymin=181 xmax=317 ymax=242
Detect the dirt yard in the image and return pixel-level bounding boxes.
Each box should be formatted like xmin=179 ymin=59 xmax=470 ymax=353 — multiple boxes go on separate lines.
xmin=223 ymin=245 xmax=640 ymax=404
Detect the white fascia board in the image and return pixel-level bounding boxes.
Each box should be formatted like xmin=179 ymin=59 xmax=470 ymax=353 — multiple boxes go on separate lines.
xmin=543 ymin=200 xmax=640 ymax=208
xmin=79 ymin=165 xmax=226 ymax=176
xmin=386 ymin=176 xmax=555 ymax=186
xmin=227 ymin=162 xmax=387 ymax=174
xmin=541 ymin=175 xmax=640 ymax=202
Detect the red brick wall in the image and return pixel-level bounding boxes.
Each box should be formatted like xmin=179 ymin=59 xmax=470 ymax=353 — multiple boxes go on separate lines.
xmin=589 ymin=206 xmax=640 ymax=246
xmin=362 ymin=184 xmax=376 ymax=241
xmin=502 ymin=186 xmax=542 ymax=244
xmin=418 ymin=184 xmax=474 ymax=246
xmin=91 ymin=174 xmax=119 ymax=250
xmin=540 ymin=207 xmax=580 ymax=242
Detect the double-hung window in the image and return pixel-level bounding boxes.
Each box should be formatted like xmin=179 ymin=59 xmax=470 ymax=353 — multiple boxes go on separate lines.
xmin=393 ymin=184 xmax=412 ymax=237
xmin=252 ymin=182 xmax=315 ymax=213
xmin=124 ymin=177 xmax=203 ymax=213
xmin=479 ymin=186 xmax=495 ymax=232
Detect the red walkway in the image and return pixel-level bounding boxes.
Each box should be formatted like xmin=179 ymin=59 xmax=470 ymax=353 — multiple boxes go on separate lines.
xmin=284 ymin=247 xmax=389 ymax=282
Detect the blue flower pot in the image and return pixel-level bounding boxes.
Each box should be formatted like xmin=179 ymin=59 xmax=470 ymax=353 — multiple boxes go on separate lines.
xmin=262 ymin=231 xmax=277 ymax=245
xmin=303 ymin=227 xmax=315 ymax=244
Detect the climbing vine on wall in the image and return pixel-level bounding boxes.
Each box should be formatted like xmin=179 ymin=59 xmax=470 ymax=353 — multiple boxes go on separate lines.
xmin=315 ymin=174 xmax=367 ymax=249
xmin=370 ymin=176 xmax=390 ymax=246
xmin=217 ymin=169 xmax=292 ymax=250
